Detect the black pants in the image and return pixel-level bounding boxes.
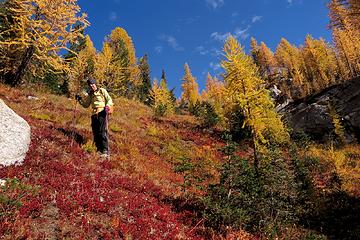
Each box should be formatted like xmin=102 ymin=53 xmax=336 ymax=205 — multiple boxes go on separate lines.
xmin=91 ymin=110 xmax=109 ymax=154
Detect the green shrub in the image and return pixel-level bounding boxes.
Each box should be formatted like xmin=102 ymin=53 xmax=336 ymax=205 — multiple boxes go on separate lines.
xmin=191 ymin=101 xmax=219 ymax=128
xmin=173 ymin=155 xmax=209 ymax=193
xmin=0 ymin=178 xmax=39 ymax=217
xmin=202 ymin=138 xmax=308 ymax=236
xmin=225 ymin=105 xmax=251 ymax=140
xmin=154 ymin=104 xmax=167 ymax=117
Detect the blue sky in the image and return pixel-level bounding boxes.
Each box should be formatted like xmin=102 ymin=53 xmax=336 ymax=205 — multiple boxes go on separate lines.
xmin=77 ymin=0 xmax=332 ymax=97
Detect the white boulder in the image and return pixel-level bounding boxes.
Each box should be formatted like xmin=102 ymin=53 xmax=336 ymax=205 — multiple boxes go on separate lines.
xmin=0 ymin=99 xmax=31 ymax=167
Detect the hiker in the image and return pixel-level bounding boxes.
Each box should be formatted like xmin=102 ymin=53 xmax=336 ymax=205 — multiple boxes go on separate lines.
xmin=75 ymin=78 xmax=113 ymax=158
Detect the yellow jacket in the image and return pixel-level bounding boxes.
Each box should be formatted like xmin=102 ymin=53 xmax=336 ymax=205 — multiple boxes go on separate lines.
xmin=79 ymin=88 xmax=114 ymax=115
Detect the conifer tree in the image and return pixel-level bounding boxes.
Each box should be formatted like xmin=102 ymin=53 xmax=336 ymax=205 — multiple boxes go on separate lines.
xmin=329 ymin=0 xmax=360 ymax=77
xmin=250 ymin=38 xmax=277 ymax=79
xmin=258 ymin=42 xmax=277 ymax=79
xmin=0 ymin=0 xmax=88 ymax=86
xmin=138 ymin=54 xmax=152 ymax=105
xmin=181 ymin=63 xmax=199 ymax=108
xmin=106 ymin=27 xmax=140 ymax=97
xmin=250 ymin=37 xmax=261 ymax=66
xmin=161 ymin=69 xmax=167 ymax=84
xmin=68 ymin=35 xmax=96 ymax=96
xmin=202 ymin=73 xmax=226 ymax=120
xmin=301 ymin=35 xmax=338 ymax=92
xmin=222 ymin=36 xmax=288 ymax=171
xmin=94 ymin=42 xmax=115 ymax=89
xmin=150 ymin=78 xmax=174 ymax=116
xmin=64 ymin=23 xmax=87 ymax=62
xmin=275 ymin=38 xmax=308 ymax=98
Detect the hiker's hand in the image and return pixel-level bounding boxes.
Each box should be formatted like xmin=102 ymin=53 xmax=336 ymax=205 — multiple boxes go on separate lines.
xmin=105 ymin=105 xmax=110 ymax=113
xmin=75 ymin=94 xmax=81 ymax=101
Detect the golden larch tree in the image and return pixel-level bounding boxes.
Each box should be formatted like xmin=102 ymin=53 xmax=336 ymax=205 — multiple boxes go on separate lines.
xmin=93 ymin=41 xmax=126 ymax=90
xmin=106 ymin=27 xmax=140 ymax=97
xmin=150 ymin=78 xmax=174 ymax=116
xmin=0 ymin=0 xmax=88 ymax=86
xmin=250 ymin=37 xmax=261 ymax=66
xmin=329 ymin=0 xmax=360 ymax=77
xmin=222 ymin=36 xmax=289 ymax=170
xmin=275 ymin=38 xmax=308 ymax=98
xmin=68 ymin=35 xmax=96 ymax=96
xmin=181 ymin=63 xmax=199 ymax=108
xmin=258 ymin=42 xmax=277 ymax=79
xmin=301 ymin=35 xmax=339 ymax=92
xmin=202 ymin=73 xmax=226 ymax=121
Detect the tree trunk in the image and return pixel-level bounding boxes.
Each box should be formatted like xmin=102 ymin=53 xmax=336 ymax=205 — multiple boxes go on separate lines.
xmin=9 ymin=46 xmax=35 ymax=86
xmin=252 ymin=133 xmax=259 ymax=177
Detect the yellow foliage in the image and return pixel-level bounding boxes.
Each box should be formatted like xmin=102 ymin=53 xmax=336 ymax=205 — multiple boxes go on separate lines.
xmin=110 ymin=124 xmax=122 ymax=133
xmin=302 ymin=35 xmax=339 ymax=92
xmin=150 ymin=78 xmax=174 ymax=116
xmin=30 ymin=112 xmax=51 ymax=121
xmin=68 ymin=35 xmax=96 ymax=96
xmin=147 ymin=125 xmax=159 ymax=137
xmin=82 ymin=140 xmax=96 ymax=154
xmin=222 ymin=36 xmax=289 ymax=147
xmin=275 ymin=38 xmax=308 ymax=98
xmin=307 ymin=144 xmax=360 ymax=196
xmin=181 ymin=63 xmax=199 ymax=108
xmin=106 ymin=27 xmax=140 ymax=96
xmin=0 ymin=0 xmax=88 ymax=84
xmin=202 ymin=73 xmax=226 ymax=123
xmin=329 ymin=0 xmax=360 ymax=78
xmin=328 ymin=104 xmax=345 ymax=142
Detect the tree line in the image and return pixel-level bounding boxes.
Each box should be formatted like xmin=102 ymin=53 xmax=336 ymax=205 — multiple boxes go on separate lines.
xmin=1 ymin=0 xmax=359 ymax=143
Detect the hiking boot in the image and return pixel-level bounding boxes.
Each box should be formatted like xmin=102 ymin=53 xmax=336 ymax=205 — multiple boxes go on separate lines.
xmin=98 ymin=151 xmax=109 ymax=159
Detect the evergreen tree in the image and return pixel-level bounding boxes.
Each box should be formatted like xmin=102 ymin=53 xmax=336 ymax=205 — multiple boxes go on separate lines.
xmin=222 ymin=36 xmax=289 ymax=171
xmin=161 ymin=69 xmax=167 ymax=84
xmin=138 ymin=54 xmax=152 ymax=105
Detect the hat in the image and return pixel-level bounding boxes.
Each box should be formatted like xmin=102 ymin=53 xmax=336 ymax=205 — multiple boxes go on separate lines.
xmin=87 ymin=78 xmax=96 ymax=85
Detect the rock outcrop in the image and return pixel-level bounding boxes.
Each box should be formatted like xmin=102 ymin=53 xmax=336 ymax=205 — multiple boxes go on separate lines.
xmin=282 ymin=77 xmax=360 ymax=142
xmin=0 ymin=99 xmax=31 ymax=166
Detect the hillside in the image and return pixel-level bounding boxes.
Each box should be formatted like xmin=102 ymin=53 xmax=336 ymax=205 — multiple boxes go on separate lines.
xmin=1 ymin=84 xmax=359 ymax=240
xmin=0 ymin=84 xmax=228 ymax=239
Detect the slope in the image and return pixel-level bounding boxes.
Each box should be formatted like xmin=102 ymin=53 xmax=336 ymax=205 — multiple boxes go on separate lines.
xmin=0 ymin=84 xmax=225 ymax=239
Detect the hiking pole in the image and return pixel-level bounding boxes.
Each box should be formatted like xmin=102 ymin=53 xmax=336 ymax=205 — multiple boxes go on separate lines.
xmin=105 ymin=111 xmax=111 ymax=161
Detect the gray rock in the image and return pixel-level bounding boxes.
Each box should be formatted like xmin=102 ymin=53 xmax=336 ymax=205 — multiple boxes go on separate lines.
xmin=0 ymin=99 xmax=31 ymax=166
xmin=282 ymin=76 xmax=360 ymax=142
